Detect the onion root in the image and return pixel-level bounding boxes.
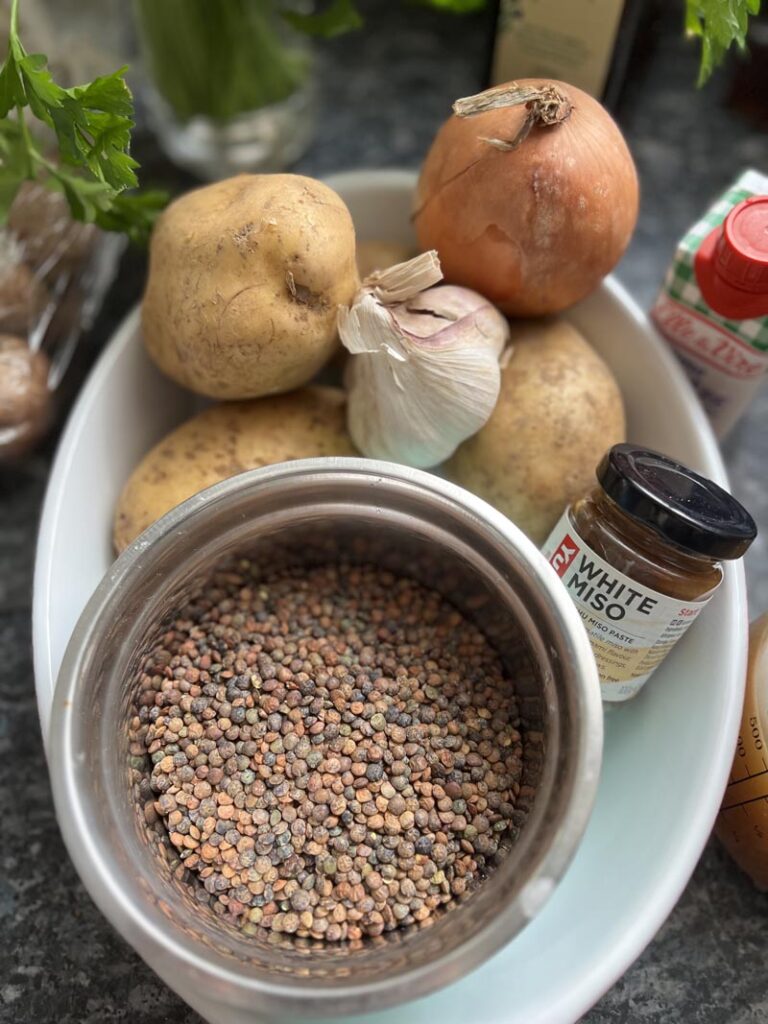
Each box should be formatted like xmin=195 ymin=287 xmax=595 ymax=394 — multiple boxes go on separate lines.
xmin=453 ymin=81 xmax=573 ymax=152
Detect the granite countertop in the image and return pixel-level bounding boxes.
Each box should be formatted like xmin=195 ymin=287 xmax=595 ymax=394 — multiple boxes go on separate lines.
xmin=2 ymin=2 xmax=767 ymax=1021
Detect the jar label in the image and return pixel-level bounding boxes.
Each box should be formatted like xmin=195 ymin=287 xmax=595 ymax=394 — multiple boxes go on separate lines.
xmin=541 ymin=512 xmax=712 ymax=701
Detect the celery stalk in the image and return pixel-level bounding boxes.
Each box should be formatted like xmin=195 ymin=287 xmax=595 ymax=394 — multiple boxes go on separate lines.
xmin=134 ymin=0 xmax=309 ymax=122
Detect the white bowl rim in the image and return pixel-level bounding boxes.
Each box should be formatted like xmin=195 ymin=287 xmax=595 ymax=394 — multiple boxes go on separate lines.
xmin=32 ymin=168 xmax=748 ymax=1024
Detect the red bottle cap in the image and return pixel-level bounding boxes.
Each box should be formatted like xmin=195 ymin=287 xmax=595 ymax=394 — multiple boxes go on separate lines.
xmin=694 ymin=196 xmax=768 ymax=320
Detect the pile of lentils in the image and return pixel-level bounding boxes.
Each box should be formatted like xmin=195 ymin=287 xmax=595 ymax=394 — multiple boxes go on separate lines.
xmin=129 ymin=562 xmax=536 ymax=942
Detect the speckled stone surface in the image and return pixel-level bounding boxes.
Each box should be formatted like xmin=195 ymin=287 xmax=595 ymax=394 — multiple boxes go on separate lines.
xmin=1 ymin=2 xmax=767 ymax=1022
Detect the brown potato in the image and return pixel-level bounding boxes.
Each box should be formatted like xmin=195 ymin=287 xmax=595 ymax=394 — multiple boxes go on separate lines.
xmin=445 ymin=317 xmax=625 ymax=544
xmin=0 ymin=258 xmax=48 ymax=336
xmin=0 ymin=335 xmax=51 ymax=460
xmin=0 ymin=335 xmax=50 ymax=425
xmin=113 ymin=386 xmax=357 ymax=552
xmin=8 ymin=182 xmax=96 ymax=271
xmin=141 ymin=174 xmax=359 ymax=400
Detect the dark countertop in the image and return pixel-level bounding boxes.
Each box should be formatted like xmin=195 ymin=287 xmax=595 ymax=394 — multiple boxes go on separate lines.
xmin=2 ymin=3 xmax=767 ymax=1022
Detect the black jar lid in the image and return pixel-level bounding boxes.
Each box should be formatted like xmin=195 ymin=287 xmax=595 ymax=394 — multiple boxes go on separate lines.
xmin=597 ymin=444 xmax=757 ymax=560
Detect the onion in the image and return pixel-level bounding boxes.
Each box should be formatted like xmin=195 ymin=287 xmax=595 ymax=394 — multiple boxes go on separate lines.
xmin=413 ymin=80 xmax=639 ymax=317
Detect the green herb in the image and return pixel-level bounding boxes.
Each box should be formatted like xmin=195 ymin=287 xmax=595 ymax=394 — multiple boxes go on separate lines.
xmin=136 ymin=0 xmax=311 ymax=122
xmin=281 ymin=0 xmax=485 ymax=34
xmin=281 ymin=0 xmax=486 ymax=39
xmin=281 ymin=0 xmax=363 ymax=38
xmin=0 ymin=0 xmax=165 ymax=244
xmin=412 ymin=0 xmax=488 ymax=11
xmin=686 ymin=0 xmax=761 ymax=84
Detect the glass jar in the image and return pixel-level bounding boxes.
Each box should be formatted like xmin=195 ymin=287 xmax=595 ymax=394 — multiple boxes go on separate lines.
xmin=542 ymin=444 xmax=756 ymax=702
xmin=568 ymin=486 xmax=724 ymax=604
xmin=134 ymin=0 xmax=316 ymax=180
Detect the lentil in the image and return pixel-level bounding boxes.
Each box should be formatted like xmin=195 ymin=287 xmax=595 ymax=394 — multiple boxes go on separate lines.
xmin=129 ymin=562 xmax=533 ymax=942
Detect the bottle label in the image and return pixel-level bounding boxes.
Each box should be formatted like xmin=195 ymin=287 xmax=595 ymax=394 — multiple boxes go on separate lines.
xmin=541 ymin=511 xmax=712 ymax=702
xmin=489 ymin=0 xmax=625 ymax=99
xmin=652 ymin=292 xmax=768 ymax=436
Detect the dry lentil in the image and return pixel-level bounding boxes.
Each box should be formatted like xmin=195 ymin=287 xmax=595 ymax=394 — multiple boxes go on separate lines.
xmin=129 ymin=562 xmax=533 ymax=942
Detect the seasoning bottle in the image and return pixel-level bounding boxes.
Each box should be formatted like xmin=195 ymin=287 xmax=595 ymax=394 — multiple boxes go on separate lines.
xmin=541 ymin=444 xmax=756 ymax=703
xmin=485 ymin=0 xmax=649 ymax=110
xmin=716 ymin=611 xmax=768 ymax=890
xmin=651 ymin=169 xmax=768 ymax=438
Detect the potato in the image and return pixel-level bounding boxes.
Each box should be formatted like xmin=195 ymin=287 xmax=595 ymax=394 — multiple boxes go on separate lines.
xmin=0 ymin=240 xmax=49 ymax=335
xmin=113 ymin=386 xmax=356 ymax=552
xmin=445 ymin=317 xmax=625 ymax=544
xmin=0 ymin=335 xmax=51 ymax=460
xmin=8 ymin=182 xmax=96 ymax=271
xmin=141 ymin=174 xmax=359 ymax=400
xmin=0 ymin=335 xmax=50 ymax=427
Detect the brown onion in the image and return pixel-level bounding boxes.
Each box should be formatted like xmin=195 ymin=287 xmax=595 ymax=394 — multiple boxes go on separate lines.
xmin=414 ymin=80 xmax=639 ymax=317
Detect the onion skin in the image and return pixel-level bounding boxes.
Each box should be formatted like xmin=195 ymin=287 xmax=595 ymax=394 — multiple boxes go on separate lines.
xmin=414 ymin=79 xmax=639 ymax=317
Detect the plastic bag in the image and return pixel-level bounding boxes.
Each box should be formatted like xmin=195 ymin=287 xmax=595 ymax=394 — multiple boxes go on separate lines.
xmin=0 ymin=182 xmax=124 ymax=461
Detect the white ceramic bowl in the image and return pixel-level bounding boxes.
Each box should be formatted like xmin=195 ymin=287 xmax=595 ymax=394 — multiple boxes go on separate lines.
xmin=34 ymin=170 xmax=747 ymax=1024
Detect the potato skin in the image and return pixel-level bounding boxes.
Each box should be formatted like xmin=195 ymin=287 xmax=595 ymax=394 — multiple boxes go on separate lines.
xmin=0 ymin=335 xmax=50 ymax=427
xmin=0 ymin=260 xmax=48 ymax=336
xmin=0 ymin=335 xmax=51 ymax=460
xmin=445 ymin=318 xmax=625 ymax=543
xmin=8 ymin=182 xmax=96 ymax=271
xmin=113 ymin=386 xmax=356 ymax=552
xmin=141 ymin=174 xmax=359 ymax=399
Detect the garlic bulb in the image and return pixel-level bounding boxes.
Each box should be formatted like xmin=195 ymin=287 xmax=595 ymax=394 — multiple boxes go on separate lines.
xmin=338 ymin=251 xmax=510 ymax=468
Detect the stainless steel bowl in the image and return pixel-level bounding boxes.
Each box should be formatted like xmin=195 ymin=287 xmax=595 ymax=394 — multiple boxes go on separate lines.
xmin=48 ymin=458 xmax=602 ymax=1023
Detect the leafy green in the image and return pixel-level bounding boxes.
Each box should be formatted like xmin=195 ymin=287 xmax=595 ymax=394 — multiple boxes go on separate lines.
xmin=412 ymin=0 xmax=488 ymax=11
xmin=686 ymin=0 xmax=761 ymax=84
xmin=280 ymin=0 xmax=484 ymax=41
xmin=281 ymin=0 xmax=363 ymax=38
xmin=92 ymin=188 xmax=169 ymax=245
xmin=0 ymin=0 xmax=165 ymax=243
xmin=0 ymin=119 xmax=27 ymax=206
xmin=137 ymin=0 xmax=310 ymax=122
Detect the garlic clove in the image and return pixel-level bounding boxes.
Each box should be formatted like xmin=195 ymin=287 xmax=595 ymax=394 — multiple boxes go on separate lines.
xmin=394 ymin=285 xmax=509 ymax=350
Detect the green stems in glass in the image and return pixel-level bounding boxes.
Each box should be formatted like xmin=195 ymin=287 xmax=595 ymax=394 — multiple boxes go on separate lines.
xmin=134 ymin=0 xmax=310 ymax=123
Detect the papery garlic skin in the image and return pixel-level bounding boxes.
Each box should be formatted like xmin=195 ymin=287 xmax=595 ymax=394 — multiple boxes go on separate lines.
xmin=338 ymin=252 xmax=510 ymax=468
